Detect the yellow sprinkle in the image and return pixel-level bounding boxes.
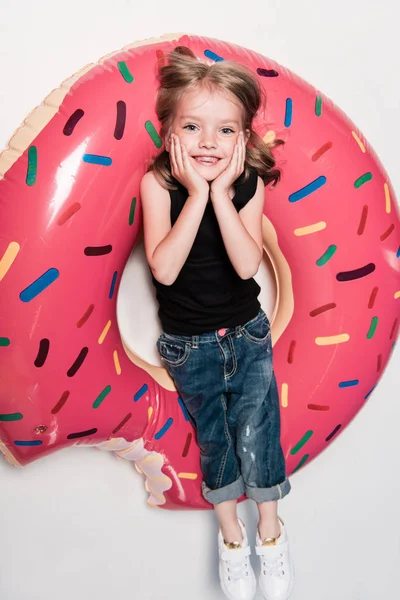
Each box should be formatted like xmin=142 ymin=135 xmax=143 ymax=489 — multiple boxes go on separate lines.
xmin=352 ymin=131 xmax=366 ymax=153
xmin=0 ymin=241 xmax=20 ymax=282
xmin=148 ymin=406 xmax=153 ymax=421
xmin=281 ymin=383 xmax=289 ymax=408
xmin=113 ymin=349 xmax=121 ymax=375
xmin=178 ymin=472 xmax=198 ymax=480
xmin=315 ymin=334 xmax=350 ymax=346
xmin=263 ymin=130 xmax=276 ymax=144
xmin=98 ymin=320 xmax=111 ymax=344
xmin=395 ymin=291 xmax=400 ymax=300
xmin=294 ymin=222 xmax=326 ymax=236
xmin=384 ymin=183 xmax=391 ymax=214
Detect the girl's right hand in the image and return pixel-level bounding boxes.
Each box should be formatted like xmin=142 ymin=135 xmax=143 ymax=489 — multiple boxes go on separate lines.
xmin=170 ymin=134 xmax=209 ymax=198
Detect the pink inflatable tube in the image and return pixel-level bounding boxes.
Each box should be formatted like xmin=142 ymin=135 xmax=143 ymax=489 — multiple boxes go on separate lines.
xmin=0 ymin=34 xmax=399 ymax=509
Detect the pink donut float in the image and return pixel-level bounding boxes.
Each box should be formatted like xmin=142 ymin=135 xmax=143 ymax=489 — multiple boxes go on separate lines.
xmin=0 ymin=34 xmax=399 ymax=509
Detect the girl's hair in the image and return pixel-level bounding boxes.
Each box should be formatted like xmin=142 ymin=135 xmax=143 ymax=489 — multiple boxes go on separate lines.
xmin=148 ymin=46 xmax=283 ymax=190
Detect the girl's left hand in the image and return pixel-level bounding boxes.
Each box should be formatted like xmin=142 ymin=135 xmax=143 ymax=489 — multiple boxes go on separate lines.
xmin=210 ymin=132 xmax=246 ymax=198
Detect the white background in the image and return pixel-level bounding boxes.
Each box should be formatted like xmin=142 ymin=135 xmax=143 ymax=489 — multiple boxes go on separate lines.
xmin=0 ymin=1 xmax=399 ymax=599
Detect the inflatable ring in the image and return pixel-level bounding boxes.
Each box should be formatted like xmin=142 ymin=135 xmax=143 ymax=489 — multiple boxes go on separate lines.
xmin=0 ymin=34 xmax=399 ymax=509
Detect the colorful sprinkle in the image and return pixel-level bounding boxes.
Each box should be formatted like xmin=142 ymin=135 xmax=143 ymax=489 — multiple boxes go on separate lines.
xmin=0 ymin=337 xmax=10 ymax=346
xmin=26 ymin=145 xmax=37 ymax=186
xmin=281 ymin=383 xmax=289 ymax=408
xmin=315 ymin=95 xmax=322 ymax=116
xmin=396 ymin=247 xmax=400 ymax=258
xmin=14 ymin=440 xmax=42 ymax=446
xmin=98 ymin=320 xmax=111 ymax=344
xmin=204 ymin=49 xmax=224 ymax=62
xmin=338 ymin=380 xmax=359 ymax=388
xmin=67 ymin=347 xmax=89 ymax=377
xmin=316 ymin=245 xmax=337 ymax=266
xmin=113 ymin=350 xmax=121 ymax=375
xmin=289 ymin=176 xmax=327 ymax=203
xmin=117 ymin=61 xmax=134 ymax=83
xmin=20 ymin=268 xmax=59 ymax=302
xmin=93 ymin=385 xmax=112 ymax=409
xmin=354 ymin=172 xmax=372 ymax=188
xmin=309 ymin=303 xmax=336 ymax=317
xmin=357 ymin=205 xmax=368 ymax=235
xmin=368 ymin=287 xmax=379 ymax=309
xmin=76 ymin=304 xmax=94 ymax=328
xmin=145 ymin=121 xmax=162 ymax=148
xmin=257 ymin=67 xmax=279 ymax=77
xmin=134 ymin=384 xmax=148 ymax=402
xmin=307 ymin=404 xmax=330 ymax=411
xmin=337 ymin=263 xmax=375 ymax=282
xmin=178 ymin=472 xmax=198 ymax=480
xmin=67 ymin=428 xmax=98 ymax=440
xmin=0 ymin=413 xmax=23 ymax=422
xmin=394 ymin=291 xmax=400 ymax=300
xmin=154 ymin=418 xmax=173 ymax=440
xmin=290 ymin=430 xmax=313 ymax=455
xmin=351 ymin=131 xmax=366 ymax=153
xmin=294 ymin=221 xmax=326 ymax=236
xmin=148 ymin=406 xmax=153 ymax=421
xmin=287 ymin=340 xmax=296 ymax=364
xmin=315 ymin=334 xmax=350 ymax=345
xmin=112 ymin=413 xmax=132 ymax=434
xmin=384 ymin=183 xmax=391 ymax=214
xmin=389 ymin=318 xmax=398 ymax=340
xmin=57 ymin=202 xmax=81 ymax=225
xmin=182 ymin=432 xmax=193 ymax=457
xmin=263 ymin=130 xmax=276 ymax=144
xmin=84 ymin=245 xmax=112 ymax=256
xmin=325 ymin=424 xmax=341 ymax=441
xmin=377 ymin=354 xmax=382 ymax=372
xmin=311 ymin=142 xmax=332 ymax=162
xmin=292 ymin=454 xmax=309 ymax=473
xmin=364 ymin=386 xmax=376 ymax=400
xmin=366 ymin=317 xmax=378 ymax=339
xmin=129 ymin=197 xmax=136 ymax=226
xmin=284 ymin=98 xmax=293 ymax=127
xmin=108 ymin=271 xmax=118 ymax=299
xmin=34 ymin=338 xmax=50 ymax=367
xmin=51 ymin=390 xmax=70 ymax=414
xmin=380 ymin=224 xmax=395 ymax=242
xmin=0 ymin=241 xmax=20 ymax=282
xmin=114 ymin=100 xmax=126 ymax=140
xmin=63 ymin=109 xmax=84 ymax=136
xmin=177 ymin=396 xmax=189 ymax=421
xmin=82 ymin=154 xmax=112 ymax=166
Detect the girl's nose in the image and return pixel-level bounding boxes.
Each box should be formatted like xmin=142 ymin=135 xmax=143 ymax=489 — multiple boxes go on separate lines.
xmin=199 ymin=131 xmax=217 ymax=149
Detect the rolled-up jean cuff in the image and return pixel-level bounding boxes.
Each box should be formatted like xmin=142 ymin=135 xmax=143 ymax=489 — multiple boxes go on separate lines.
xmin=245 ymin=477 xmax=291 ymax=503
xmin=202 ymin=475 xmax=245 ymax=505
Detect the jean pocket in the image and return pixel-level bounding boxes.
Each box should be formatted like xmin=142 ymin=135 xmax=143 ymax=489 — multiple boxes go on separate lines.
xmin=241 ymin=314 xmax=271 ymax=344
xmin=157 ymin=335 xmax=191 ymax=367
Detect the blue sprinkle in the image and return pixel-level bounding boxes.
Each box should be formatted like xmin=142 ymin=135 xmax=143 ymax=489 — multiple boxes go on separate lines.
xmin=284 ymin=98 xmax=293 ymax=127
xmin=177 ymin=396 xmax=189 ymax=421
xmin=365 ymin=385 xmax=376 ymax=400
xmin=14 ymin=440 xmax=43 ymax=446
xmin=109 ymin=271 xmax=118 ymax=299
xmin=289 ymin=176 xmax=327 ymax=203
xmin=134 ymin=384 xmax=148 ymax=402
xmin=154 ymin=418 xmax=173 ymax=440
xmin=339 ymin=380 xmax=359 ymax=388
xmin=83 ymin=154 xmax=112 ymax=166
xmin=20 ymin=268 xmax=59 ymax=302
xmin=396 ymin=246 xmax=400 ymax=258
xmin=204 ymin=49 xmax=224 ymax=62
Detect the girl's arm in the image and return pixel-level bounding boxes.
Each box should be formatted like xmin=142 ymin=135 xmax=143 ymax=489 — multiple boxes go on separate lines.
xmin=140 ymin=171 xmax=209 ymax=286
xmin=211 ymin=175 xmax=264 ymax=279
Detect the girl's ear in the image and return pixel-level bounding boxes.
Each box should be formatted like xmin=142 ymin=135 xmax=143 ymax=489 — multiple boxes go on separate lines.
xmin=244 ymin=129 xmax=251 ymax=144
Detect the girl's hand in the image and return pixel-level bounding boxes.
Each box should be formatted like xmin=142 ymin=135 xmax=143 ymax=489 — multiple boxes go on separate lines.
xmin=210 ymin=132 xmax=246 ymax=198
xmin=170 ymin=134 xmax=209 ymax=198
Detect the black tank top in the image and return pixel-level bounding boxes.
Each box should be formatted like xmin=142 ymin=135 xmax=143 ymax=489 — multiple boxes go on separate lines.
xmin=151 ymin=167 xmax=261 ymax=334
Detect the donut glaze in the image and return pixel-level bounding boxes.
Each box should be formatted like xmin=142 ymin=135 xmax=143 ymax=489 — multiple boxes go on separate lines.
xmin=0 ymin=34 xmax=399 ymax=509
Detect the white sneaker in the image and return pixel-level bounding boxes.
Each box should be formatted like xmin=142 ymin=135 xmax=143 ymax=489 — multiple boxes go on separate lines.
xmin=218 ymin=519 xmax=257 ymax=600
xmin=255 ymin=518 xmax=294 ymax=600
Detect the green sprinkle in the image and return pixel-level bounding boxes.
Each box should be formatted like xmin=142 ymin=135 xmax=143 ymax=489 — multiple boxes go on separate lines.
xmin=367 ymin=316 xmax=378 ymax=339
xmin=354 ymin=172 xmax=372 ymax=188
xmin=293 ymin=454 xmax=309 ymax=473
xmin=0 ymin=413 xmax=23 ymax=422
xmin=315 ymin=95 xmax=322 ymax=116
xmin=316 ymin=245 xmax=337 ymax=266
xmin=129 ymin=197 xmax=136 ymax=226
xmin=26 ymin=146 xmax=37 ymax=186
xmin=145 ymin=121 xmax=162 ymax=148
xmin=93 ymin=385 xmax=112 ymax=409
xmin=0 ymin=337 xmax=10 ymax=346
xmin=290 ymin=430 xmax=313 ymax=455
xmin=117 ymin=61 xmax=134 ymax=83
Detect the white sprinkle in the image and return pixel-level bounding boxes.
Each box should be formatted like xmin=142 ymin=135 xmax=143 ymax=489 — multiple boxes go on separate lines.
xmin=246 ymin=426 xmax=250 ymax=437
xmin=243 ymin=447 xmax=247 ymax=453
xmin=250 ymin=452 xmax=255 ymax=462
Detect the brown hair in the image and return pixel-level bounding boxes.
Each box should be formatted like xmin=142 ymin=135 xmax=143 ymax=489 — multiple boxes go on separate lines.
xmin=148 ymin=46 xmax=283 ymax=189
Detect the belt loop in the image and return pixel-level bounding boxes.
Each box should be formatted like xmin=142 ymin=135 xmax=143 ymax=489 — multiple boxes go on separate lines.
xmin=192 ymin=335 xmax=199 ymax=349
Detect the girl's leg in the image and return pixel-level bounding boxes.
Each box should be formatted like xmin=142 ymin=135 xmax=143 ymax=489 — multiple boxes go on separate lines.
xmin=257 ymin=500 xmax=281 ymax=541
xmin=214 ymin=499 xmax=243 ymax=544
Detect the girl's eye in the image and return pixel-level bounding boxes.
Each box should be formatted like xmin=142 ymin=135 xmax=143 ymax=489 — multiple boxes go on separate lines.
xmin=221 ymin=128 xmax=234 ymax=134
xmin=183 ymin=125 xmax=197 ymax=131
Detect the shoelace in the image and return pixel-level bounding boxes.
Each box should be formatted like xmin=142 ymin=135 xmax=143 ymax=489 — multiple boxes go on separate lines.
xmin=221 ymin=546 xmax=251 ymax=581
xmin=256 ymin=546 xmax=286 ymax=578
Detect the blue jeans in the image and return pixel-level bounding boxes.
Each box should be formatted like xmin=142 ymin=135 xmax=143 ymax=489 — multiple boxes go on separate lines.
xmin=156 ymin=309 xmax=291 ymax=505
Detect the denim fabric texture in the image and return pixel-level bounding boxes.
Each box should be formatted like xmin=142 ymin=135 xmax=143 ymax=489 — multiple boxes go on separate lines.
xmin=156 ymin=308 xmax=291 ymax=505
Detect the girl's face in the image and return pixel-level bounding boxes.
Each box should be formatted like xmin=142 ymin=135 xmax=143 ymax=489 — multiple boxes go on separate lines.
xmin=167 ymin=86 xmax=248 ymax=182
